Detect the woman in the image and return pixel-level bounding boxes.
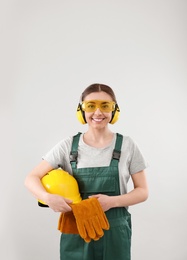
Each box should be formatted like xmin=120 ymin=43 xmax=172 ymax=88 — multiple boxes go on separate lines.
xmin=25 ymin=83 xmax=148 ymax=260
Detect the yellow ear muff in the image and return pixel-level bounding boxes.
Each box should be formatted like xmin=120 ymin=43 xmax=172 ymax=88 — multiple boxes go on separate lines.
xmin=110 ymin=104 xmax=120 ymax=124
xmin=76 ymin=104 xmax=87 ymax=124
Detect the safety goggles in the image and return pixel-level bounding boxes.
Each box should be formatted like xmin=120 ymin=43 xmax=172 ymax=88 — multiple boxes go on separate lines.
xmin=81 ymin=100 xmax=116 ymax=113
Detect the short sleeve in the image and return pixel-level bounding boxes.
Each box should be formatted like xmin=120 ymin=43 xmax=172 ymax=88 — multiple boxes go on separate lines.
xmin=128 ymin=138 xmax=148 ymax=175
xmin=42 ymin=136 xmax=73 ymax=172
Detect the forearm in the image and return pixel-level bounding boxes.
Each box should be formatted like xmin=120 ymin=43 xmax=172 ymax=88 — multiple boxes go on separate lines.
xmin=90 ymin=170 xmax=149 ymax=211
xmin=111 ymin=187 xmax=149 ymax=208
xmin=24 ymin=174 xmax=49 ymax=202
xmin=24 ymin=160 xmax=53 ymax=202
xmin=90 ymin=187 xmax=148 ymax=212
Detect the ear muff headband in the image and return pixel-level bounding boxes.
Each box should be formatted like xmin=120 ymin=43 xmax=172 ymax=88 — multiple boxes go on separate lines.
xmin=76 ymin=103 xmax=120 ymax=124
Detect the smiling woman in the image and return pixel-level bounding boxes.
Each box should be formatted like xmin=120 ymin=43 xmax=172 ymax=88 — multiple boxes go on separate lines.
xmin=25 ymin=83 xmax=148 ymax=260
xmin=82 ymin=92 xmax=115 ymax=129
xmin=76 ymin=84 xmax=120 ymax=125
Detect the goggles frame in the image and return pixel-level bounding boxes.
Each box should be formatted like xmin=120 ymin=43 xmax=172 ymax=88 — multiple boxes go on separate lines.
xmin=81 ymin=100 xmax=116 ymax=113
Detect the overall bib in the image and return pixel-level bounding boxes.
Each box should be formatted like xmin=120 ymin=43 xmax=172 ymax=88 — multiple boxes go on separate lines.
xmin=60 ymin=133 xmax=132 ymax=260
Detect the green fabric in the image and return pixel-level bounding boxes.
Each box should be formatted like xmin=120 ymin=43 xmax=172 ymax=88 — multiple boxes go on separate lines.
xmin=60 ymin=133 xmax=131 ymax=260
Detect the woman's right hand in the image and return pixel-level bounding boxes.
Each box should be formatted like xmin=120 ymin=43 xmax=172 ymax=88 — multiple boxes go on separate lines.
xmin=44 ymin=193 xmax=73 ymax=213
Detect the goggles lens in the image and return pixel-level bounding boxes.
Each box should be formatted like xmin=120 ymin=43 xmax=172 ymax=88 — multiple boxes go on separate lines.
xmin=81 ymin=100 xmax=116 ymax=113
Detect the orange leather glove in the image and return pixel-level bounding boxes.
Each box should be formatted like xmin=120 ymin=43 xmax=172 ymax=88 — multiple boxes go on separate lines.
xmin=58 ymin=211 xmax=79 ymax=234
xmin=58 ymin=211 xmax=103 ymax=243
xmin=70 ymin=198 xmax=110 ymax=242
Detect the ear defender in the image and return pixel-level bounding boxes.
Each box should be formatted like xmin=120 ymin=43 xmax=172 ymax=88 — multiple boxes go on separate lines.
xmin=76 ymin=103 xmax=87 ymax=124
xmin=76 ymin=103 xmax=120 ymax=124
xmin=110 ymin=104 xmax=120 ymax=124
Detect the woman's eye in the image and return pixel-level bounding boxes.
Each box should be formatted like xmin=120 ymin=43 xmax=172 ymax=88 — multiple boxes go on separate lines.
xmin=101 ymin=104 xmax=109 ymax=109
xmin=87 ymin=103 xmax=95 ymax=109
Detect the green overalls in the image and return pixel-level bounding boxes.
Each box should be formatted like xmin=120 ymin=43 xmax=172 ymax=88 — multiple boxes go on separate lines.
xmin=60 ymin=133 xmax=132 ymax=260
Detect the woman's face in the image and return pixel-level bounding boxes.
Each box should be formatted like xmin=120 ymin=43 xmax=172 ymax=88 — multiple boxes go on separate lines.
xmin=83 ymin=91 xmax=114 ymax=128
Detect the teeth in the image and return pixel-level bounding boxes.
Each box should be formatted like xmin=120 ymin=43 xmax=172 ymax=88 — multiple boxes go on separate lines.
xmin=93 ymin=118 xmax=103 ymax=121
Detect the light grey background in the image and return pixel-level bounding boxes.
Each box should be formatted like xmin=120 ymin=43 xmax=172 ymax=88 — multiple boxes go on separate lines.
xmin=1 ymin=0 xmax=187 ymax=259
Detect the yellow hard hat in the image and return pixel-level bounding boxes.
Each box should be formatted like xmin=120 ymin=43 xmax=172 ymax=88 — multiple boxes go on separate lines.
xmin=38 ymin=169 xmax=82 ymax=206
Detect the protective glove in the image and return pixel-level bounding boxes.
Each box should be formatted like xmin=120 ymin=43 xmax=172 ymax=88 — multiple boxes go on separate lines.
xmin=58 ymin=211 xmax=101 ymax=242
xmin=58 ymin=211 xmax=79 ymax=234
xmin=70 ymin=198 xmax=110 ymax=242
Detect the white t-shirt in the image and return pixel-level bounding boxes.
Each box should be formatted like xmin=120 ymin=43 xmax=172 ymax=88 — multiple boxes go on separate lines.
xmin=42 ymin=133 xmax=148 ymax=195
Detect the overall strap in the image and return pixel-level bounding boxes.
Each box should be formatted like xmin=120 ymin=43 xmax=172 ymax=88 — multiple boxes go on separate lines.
xmin=70 ymin=132 xmax=123 ymax=168
xmin=110 ymin=133 xmax=123 ymax=167
xmin=70 ymin=132 xmax=81 ymax=169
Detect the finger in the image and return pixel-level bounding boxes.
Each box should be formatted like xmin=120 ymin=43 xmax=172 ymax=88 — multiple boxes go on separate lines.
xmin=84 ymin=220 xmax=97 ymax=239
xmin=76 ymin=222 xmax=88 ymax=240
xmin=84 ymin=235 xmax=91 ymax=243
xmin=88 ymin=194 xmax=100 ymax=199
xmin=91 ymin=216 xmax=104 ymax=237
xmin=64 ymin=198 xmax=73 ymax=204
xmin=90 ymin=198 xmax=110 ymax=230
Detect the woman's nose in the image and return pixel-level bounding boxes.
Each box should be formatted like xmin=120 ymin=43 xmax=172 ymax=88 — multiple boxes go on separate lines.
xmin=94 ymin=107 xmax=102 ymax=114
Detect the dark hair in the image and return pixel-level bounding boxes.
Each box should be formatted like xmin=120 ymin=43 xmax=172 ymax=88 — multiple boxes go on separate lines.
xmin=81 ymin=83 xmax=117 ymax=103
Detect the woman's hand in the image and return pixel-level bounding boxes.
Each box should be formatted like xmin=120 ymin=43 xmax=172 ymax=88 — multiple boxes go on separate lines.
xmin=44 ymin=193 xmax=72 ymax=213
xmin=89 ymin=170 xmax=149 ymax=210
xmin=25 ymin=160 xmax=73 ymax=213
xmin=89 ymin=194 xmax=115 ymax=212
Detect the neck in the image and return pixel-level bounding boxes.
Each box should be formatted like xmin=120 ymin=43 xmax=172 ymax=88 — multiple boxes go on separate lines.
xmin=83 ymin=129 xmax=114 ymax=148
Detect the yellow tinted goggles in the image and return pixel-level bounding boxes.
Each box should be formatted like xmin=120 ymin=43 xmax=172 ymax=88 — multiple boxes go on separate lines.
xmin=81 ymin=100 xmax=116 ymax=113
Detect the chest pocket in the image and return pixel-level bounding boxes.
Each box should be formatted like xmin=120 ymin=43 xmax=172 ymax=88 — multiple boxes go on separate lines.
xmin=76 ymin=176 xmax=116 ymax=198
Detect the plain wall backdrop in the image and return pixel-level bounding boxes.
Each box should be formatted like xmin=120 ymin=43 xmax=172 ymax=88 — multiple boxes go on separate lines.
xmin=1 ymin=0 xmax=187 ymax=259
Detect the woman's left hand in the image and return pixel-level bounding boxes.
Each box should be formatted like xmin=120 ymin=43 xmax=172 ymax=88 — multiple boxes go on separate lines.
xmin=89 ymin=194 xmax=114 ymax=212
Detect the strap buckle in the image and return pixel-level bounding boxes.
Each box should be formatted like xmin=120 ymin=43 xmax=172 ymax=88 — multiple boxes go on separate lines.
xmin=70 ymin=151 xmax=78 ymax=163
xmin=112 ymin=149 xmax=121 ymax=160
